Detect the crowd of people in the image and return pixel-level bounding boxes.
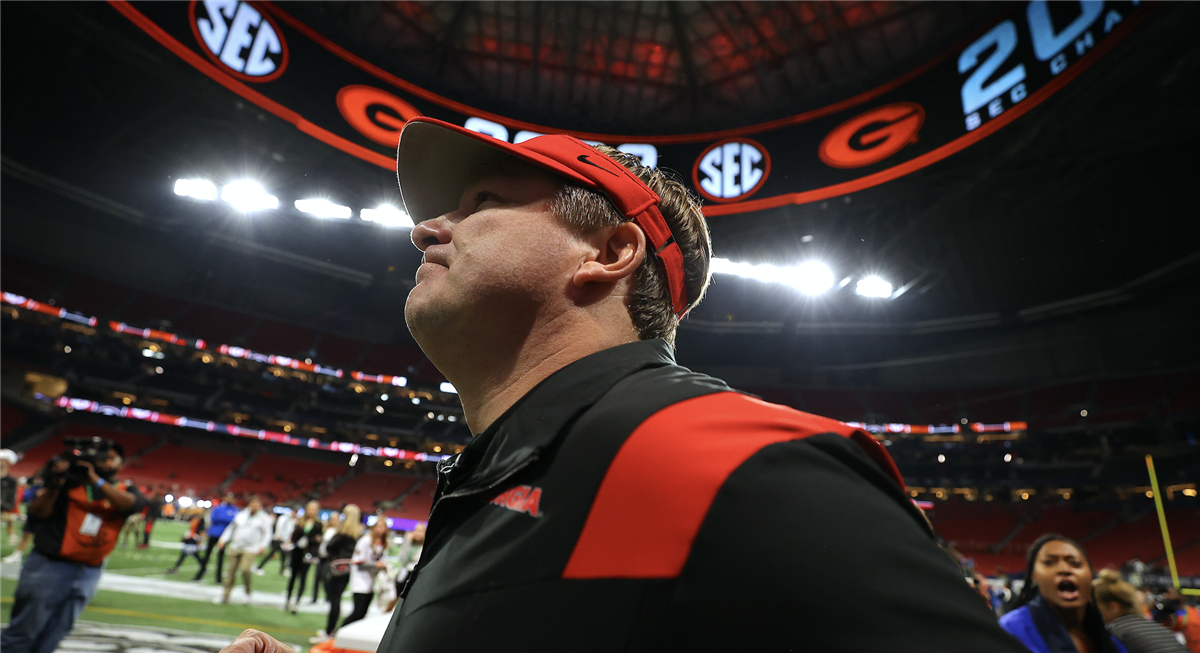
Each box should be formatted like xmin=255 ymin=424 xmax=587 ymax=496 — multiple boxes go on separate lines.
xmin=158 ymin=493 xmax=426 ymax=645
xmin=945 ymin=534 xmax=1200 ymax=653
xmin=0 ymin=445 xmax=426 ymax=652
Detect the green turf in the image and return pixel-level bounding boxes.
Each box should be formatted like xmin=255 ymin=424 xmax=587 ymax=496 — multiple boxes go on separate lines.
xmin=1 ymin=518 xmax=330 ymax=651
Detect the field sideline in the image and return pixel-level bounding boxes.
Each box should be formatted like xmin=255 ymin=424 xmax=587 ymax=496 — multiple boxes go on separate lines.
xmin=0 ymin=519 xmax=347 ymax=651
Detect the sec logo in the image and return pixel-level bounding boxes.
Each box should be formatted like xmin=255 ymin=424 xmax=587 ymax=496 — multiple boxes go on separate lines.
xmin=190 ymin=0 xmax=288 ymax=82
xmin=336 ymin=86 xmax=424 ymax=148
xmin=692 ymin=138 xmax=771 ymax=203
xmin=818 ymin=102 xmax=924 ymax=169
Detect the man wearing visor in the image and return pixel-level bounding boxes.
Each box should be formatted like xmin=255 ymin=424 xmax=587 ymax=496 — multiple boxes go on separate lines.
xmin=223 ymin=119 xmax=1023 ymax=652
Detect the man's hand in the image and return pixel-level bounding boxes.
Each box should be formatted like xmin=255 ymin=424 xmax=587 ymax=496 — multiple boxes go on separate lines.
xmin=48 ymin=460 xmax=70 ymax=487
xmin=76 ymin=461 xmax=100 ymax=485
xmin=220 ymin=629 xmax=295 ymax=653
xmin=218 ymin=541 xmax=226 ymax=550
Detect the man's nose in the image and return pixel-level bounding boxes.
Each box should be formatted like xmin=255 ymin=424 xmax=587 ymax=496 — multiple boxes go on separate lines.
xmin=411 ymin=216 xmax=452 ymax=251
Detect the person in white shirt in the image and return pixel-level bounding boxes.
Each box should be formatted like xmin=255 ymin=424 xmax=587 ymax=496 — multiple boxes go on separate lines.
xmin=254 ymin=505 xmax=296 ymax=576
xmin=214 ymin=496 xmax=274 ymax=605
xmin=340 ymin=518 xmax=390 ymax=631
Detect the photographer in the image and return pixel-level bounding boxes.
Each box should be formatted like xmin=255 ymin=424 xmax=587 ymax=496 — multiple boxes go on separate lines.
xmin=0 ymin=437 xmax=145 ymax=653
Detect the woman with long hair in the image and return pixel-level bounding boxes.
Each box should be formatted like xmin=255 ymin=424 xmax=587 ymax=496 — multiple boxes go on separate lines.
xmin=340 ymin=518 xmax=390 ymax=631
xmin=1093 ymin=569 xmax=1187 ymax=653
xmin=284 ymin=501 xmax=324 ymax=613
xmin=312 ymin=511 xmax=341 ymax=604
xmin=1000 ymin=533 xmax=1129 ymax=653
xmin=311 ymin=504 xmax=362 ymax=643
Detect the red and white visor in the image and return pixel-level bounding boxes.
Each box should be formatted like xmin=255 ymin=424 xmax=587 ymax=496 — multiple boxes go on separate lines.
xmin=396 ymin=117 xmax=689 ymax=317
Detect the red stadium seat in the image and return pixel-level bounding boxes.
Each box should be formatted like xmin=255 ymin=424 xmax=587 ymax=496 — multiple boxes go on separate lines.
xmin=229 ymin=453 xmax=347 ymax=505
xmin=1 ymin=403 xmax=27 ymax=437
xmin=384 ymin=480 xmax=434 ymax=522
xmin=321 ymin=472 xmax=420 ymax=513
xmin=928 ymin=503 xmax=1023 ymax=553
xmin=1084 ymin=509 xmax=1200 ymax=572
xmin=122 ymin=444 xmax=244 ymax=497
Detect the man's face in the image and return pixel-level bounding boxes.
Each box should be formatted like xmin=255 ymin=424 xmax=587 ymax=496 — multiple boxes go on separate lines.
xmin=249 ymin=499 xmax=262 ymax=513
xmin=0 ymin=459 xmax=9 ymax=477
xmin=405 ymin=159 xmax=589 ymax=345
xmin=97 ymin=450 xmax=122 ymax=477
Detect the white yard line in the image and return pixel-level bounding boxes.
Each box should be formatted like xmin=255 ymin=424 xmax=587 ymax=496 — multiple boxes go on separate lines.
xmin=1 ymin=562 xmax=350 ymax=615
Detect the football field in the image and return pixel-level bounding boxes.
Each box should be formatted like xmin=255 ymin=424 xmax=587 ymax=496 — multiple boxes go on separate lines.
xmin=0 ymin=520 xmax=357 ymax=652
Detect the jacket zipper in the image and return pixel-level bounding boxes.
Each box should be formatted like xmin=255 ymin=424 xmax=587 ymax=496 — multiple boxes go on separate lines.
xmin=399 ymin=453 xmax=541 ymax=600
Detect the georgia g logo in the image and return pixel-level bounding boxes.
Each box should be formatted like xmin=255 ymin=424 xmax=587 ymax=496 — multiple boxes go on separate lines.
xmin=190 ymin=1 xmax=288 ymax=82
xmin=818 ymin=102 xmax=924 ymax=169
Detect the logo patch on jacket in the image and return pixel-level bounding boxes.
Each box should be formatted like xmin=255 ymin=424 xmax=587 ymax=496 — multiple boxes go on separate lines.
xmin=488 ymin=485 xmax=543 ymax=518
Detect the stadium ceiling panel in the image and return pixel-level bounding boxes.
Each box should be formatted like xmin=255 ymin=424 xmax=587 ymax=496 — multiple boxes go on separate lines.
xmin=285 ymin=1 xmax=997 ymax=132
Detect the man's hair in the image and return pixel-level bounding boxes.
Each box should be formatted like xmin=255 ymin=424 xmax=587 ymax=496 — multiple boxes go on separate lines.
xmin=548 ymin=145 xmax=712 ymax=347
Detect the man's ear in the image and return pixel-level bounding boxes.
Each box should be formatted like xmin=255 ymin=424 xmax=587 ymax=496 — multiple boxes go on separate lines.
xmin=572 ymin=222 xmax=646 ymax=289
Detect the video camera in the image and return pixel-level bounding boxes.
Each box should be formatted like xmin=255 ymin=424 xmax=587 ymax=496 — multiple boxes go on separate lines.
xmin=50 ymin=436 xmax=121 ymax=485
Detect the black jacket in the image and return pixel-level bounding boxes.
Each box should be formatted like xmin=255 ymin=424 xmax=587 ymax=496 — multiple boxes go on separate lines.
xmin=378 ymin=340 xmax=1025 ymax=652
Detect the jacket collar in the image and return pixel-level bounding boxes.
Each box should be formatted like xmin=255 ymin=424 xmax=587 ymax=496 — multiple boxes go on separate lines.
xmin=442 ymin=339 xmax=677 ymax=495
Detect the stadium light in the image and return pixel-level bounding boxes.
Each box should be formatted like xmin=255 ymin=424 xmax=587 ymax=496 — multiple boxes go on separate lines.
xmin=937 ymin=454 xmax=946 ymax=463
xmin=361 ymin=205 xmax=414 ymax=228
xmin=164 ymin=494 xmax=175 ymax=503
xmin=295 ymin=198 xmax=352 ymax=219
xmin=440 ymin=382 xmax=457 ymax=394
xmin=221 ymin=180 xmax=278 ymax=212
xmin=710 ymin=258 xmax=835 ymax=295
xmin=178 ymin=496 xmax=194 ymax=508
xmin=855 ymin=276 xmax=893 ymax=298
xmin=1004 ymin=453 xmax=1013 ymax=462
xmin=173 ymin=178 xmax=218 ymax=201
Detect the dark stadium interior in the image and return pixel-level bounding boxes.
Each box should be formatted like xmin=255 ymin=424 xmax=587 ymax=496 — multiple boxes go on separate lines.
xmin=2 ymin=0 xmax=1199 ymax=618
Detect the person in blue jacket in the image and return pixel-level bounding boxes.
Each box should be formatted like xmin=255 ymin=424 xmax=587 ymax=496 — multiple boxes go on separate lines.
xmin=192 ymin=493 xmax=239 ymax=583
xmin=1000 ymin=533 xmax=1129 ymax=653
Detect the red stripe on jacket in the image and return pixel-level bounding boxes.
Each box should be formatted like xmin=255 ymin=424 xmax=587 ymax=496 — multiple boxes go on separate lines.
xmin=562 ymin=391 xmax=905 ymax=579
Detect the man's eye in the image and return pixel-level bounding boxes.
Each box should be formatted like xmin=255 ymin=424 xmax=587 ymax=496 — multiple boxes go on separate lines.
xmin=475 ymin=191 xmax=497 ymax=207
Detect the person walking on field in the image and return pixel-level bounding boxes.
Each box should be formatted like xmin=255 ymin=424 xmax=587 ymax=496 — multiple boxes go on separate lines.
xmin=284 ymin=501 xmax=324 ymax=613
xmin=193 ymin=493 xmax=239 ymax=583
xmin=213 ymin=496 xmax=273 ymax=605
xmin=311 ymin=511 xmax=341 ymax=604
xmin=165 ymin=511 xmax=207 ymax=574
xmin=340 ymin=518 xmax=391 ymax=631
xmin=310 ymin=505 xmax=362 ymax=643
xmin=255 ymin=504 xmax=295 ymax=576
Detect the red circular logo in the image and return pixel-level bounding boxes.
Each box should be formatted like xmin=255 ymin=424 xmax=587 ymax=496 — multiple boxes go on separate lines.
xmin=336 ymin=86 xmax=424 ymax=149
xmin=819 ymin=102 xmax=925 ymax=169
xmin=189 ymin=1 xmax=289 ymax=83
xmin=691 ymin=138 xmax=772 ymax=203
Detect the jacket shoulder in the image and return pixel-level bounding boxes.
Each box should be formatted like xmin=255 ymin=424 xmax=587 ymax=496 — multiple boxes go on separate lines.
xmin=564 ymin=391 xmax=882 ymax=579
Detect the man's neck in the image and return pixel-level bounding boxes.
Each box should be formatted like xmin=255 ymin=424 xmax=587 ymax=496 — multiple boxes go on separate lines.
xmin=430 ymin=309 xmax=638 ymax=435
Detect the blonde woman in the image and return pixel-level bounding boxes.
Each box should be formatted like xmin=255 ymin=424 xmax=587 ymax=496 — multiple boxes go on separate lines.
xmin=341 ymin=518 xmax=390 ymax=630
xmin=1094 ymin=569 xmax=1186 ymax=653
xmin=313 ymin=505 xmax=362 ymax=642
